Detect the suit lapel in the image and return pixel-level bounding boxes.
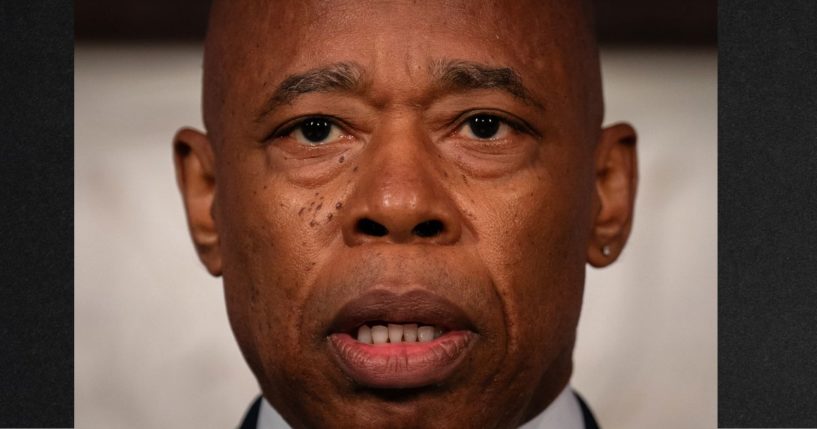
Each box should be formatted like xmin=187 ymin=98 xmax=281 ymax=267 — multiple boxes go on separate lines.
xmin=238 ymin=396 xmax=263 ymax=429
xmin=573 ymin=391 xmax=601 ymax=429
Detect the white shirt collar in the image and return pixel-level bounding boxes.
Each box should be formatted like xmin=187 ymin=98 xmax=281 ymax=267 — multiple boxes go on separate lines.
xmin=257 ymin=385 xmax=584 ymax=429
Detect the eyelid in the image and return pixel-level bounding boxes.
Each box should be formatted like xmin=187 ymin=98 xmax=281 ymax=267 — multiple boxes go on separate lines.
xmin=450 ymin=110 xmax=539 ymax=138
xmin=269 ymin=114 xmax=351 ymax=142
xmin=265 ymin=110 xmax=539 ymax=143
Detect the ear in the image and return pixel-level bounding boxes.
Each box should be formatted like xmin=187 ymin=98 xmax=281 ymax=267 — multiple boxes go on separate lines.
xmin=587 ymin=123 xmax=638 ymax=267
xmin=173 ymin=128 xmax=222 ymax=276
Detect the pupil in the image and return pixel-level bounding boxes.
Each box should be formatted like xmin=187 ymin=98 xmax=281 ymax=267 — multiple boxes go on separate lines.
xmin=301 ymin=118 xmax=331 ymax=142
xmin=468 ymin=115 xmax=500 ymax=139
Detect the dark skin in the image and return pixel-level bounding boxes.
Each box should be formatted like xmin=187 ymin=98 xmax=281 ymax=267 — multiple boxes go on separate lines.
xmin=174 ymin=1 xmax=637 ymax=428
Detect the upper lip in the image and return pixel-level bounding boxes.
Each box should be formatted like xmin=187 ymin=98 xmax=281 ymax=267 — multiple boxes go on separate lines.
xmin=326 ymin=288 xmax=477 ymax=336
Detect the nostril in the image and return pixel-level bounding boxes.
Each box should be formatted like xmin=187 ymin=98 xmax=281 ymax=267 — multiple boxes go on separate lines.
xmin=356 ymin=218 xmax=389 ymax=237
xmin=412 ymin=220 xmax=445 ymax=238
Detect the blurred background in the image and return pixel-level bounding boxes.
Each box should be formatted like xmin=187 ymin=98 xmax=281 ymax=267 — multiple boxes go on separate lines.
xmin=75 ymin=1 xmax=716 ymax=427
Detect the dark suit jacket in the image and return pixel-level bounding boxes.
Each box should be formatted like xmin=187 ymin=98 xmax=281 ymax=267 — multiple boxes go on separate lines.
xmin=238 ymin=391 xmax=600 ymax=429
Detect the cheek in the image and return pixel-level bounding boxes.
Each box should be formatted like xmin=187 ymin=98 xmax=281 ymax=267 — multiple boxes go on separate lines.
xmin=216 ymin=170 xmax=332 ymax=375
xmin=216 ymin=148 xmax=341 ymax=300
xmin=219 ymin=200 xmax=298 ymax=378
xmin=472 ymin=160 xmax=592 ymax=355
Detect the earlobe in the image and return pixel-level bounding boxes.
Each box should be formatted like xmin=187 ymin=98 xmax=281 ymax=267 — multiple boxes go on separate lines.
xmin=587 ymin=123 xmax=638 ymax=268
xmin=173 ymin=127 xmax=223 ymax=276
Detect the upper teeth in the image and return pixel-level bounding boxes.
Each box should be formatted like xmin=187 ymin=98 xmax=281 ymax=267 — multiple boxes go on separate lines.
xmin=357 ymin=323 xmax=443 ymax=344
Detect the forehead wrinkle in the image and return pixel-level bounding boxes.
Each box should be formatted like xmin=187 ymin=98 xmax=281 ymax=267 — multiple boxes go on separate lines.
xmin=255 ymin=62 xmax=367 ymax=122
xmin=430 ymin=59 xmax=545 ymax=110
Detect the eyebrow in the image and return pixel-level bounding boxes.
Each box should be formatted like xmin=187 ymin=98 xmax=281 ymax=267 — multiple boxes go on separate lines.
xmin=255 ymin=62 xmax=365 ymax=122
xmin=430 ymin=59 xmax=544 ymax=109
xmin=255 ymin=59 xmax=542 ymax=122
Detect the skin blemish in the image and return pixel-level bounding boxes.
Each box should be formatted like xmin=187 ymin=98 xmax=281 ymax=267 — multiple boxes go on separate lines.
xmin=462 ymin=174 xmax=469 ymax=184
xmin=309 ymin=220 xmax=317 ymax=227
xmin=327 ymin=213 xmax=334 ymax=221
xmin=338 ymin=156 xmax=345 ymax=163
xmin=352 ymin=166 xmax=359 ymax=172
xmin=335 ymin=202 xmax=343 ymax=210
xmin=298 ymin=207 xmax=305 ymax=216
xmin=316 ymin=202 xmax=323 ymax=211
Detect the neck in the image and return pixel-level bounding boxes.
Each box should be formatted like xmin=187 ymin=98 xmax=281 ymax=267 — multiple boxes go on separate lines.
xmin=517 ymin=345 xmax=574 ymax=426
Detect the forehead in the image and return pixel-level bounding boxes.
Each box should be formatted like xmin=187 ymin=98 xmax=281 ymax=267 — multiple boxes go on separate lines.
xmin=204 ymin=0 xmax=594 ymax=132
xmin=210 ymin=0 xmax=573 ymax=53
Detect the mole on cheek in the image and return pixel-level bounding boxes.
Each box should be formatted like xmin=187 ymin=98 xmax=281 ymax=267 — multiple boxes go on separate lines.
xmin=335 ymin=202 xmax=343 ymax=210
xmin=352 ymin=166 xmax=358 ymax=172
xmin=316 ymin=202 xmax=323 ymax=211
xmin=327 ymin=213 xmax=334 ymax=221
xmin=338 ymin=156 xmax=345 ymax=163
xmin=298 ymin=207 xmax=305 ymax=216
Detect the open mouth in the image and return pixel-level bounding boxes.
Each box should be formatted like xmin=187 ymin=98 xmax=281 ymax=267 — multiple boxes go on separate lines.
xmin=326 ymin=289 xmax=478 ymax=389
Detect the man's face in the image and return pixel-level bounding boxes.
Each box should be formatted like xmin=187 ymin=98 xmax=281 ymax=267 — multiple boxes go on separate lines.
xmin=174 ymin=1 xmax=636 ymax=428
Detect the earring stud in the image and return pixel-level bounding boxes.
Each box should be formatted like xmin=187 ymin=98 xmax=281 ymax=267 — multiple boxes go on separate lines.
xmin=602 ymin=245 xmax=611 ymax=256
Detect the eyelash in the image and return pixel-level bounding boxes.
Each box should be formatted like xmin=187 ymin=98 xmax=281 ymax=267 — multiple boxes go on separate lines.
xmin=270 ymin=115 xmax=343 ymax=140
xmin=269 ymin=112 xmax=534 ymax=142
xmin=452 ymin=111 xmax=532 ymax=137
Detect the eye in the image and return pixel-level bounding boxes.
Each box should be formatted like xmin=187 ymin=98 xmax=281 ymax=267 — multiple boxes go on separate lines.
xmin=457 ymin=114 xmax=512 ymax=140
xmin=287 ymin=117 xmax=344 ymax=145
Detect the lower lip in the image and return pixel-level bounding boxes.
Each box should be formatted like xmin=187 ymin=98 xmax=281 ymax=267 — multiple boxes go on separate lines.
xmin=328 ymin=331 xmax=476 ymax=389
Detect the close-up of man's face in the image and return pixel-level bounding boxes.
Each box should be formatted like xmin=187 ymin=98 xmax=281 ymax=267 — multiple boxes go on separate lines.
xmin=173 ymin=0 xmax=636 ymax=427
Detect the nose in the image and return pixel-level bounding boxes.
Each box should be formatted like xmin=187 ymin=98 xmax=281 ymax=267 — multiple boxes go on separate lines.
xmin=341 ymin=130 xmax=463 ymax=246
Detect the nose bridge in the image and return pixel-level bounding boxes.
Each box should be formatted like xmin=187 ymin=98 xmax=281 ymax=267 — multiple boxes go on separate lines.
xmin=342 ymin=121 xmax=462 ymax=245
xmin=369 ymin=132 xmax=431 ymax=209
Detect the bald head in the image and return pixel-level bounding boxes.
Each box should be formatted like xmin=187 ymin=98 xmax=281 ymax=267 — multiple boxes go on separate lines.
xmin=201 ymin=0 xmax=603 ymax=147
